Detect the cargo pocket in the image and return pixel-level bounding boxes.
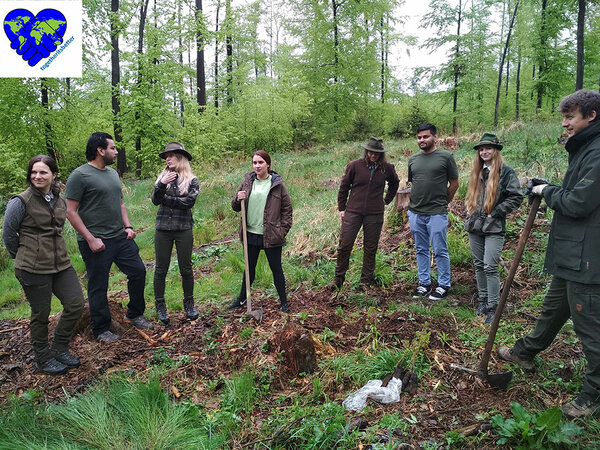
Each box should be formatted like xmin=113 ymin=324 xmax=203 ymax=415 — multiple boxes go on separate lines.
xmin=554 ymin=229 xmax=584 ymax=271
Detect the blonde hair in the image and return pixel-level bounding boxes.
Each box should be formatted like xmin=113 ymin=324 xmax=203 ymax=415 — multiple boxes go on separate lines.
xmin=465 ymin=149 xmax=503 ymax=214
xmin=156 ymin=153 xmax=195 ymax=195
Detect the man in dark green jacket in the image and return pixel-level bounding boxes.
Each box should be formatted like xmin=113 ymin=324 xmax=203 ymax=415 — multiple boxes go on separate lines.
xmin=498 ymin=89 xmax=600 ymax=419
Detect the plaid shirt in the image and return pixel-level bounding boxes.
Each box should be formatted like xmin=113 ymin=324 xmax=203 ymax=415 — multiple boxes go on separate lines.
xmin=152 ymin=177 xmax=199 ymax=231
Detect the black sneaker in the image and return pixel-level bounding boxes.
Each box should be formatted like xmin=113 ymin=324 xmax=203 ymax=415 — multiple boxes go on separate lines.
xmin=227 ymin=297 xmax=247 ymax=310
xmin=37 ymin=357 xmax=69 ymax=375
xmin=280 ymin=302 xmax=289 ymax=313
xmin=475 ymin=302 xmax=487 ymax=316
xmin=125 ymin=315 xmax=155 ymax=330
xmin=54 ymin=350 xmax=80 ymax=368
xmin=561 ymin=394 xmax=600 ymax=419
xmin=412 ymin=285 xmax=431 ymax=298
xmin=429 ymin=286 xmax=449 ymax=301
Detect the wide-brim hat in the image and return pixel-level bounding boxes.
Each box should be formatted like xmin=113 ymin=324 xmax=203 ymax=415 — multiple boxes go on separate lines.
xmin=362 ymin=136 xmax=386 ymax=153
xmin=474 ymin=132 xmax=503 ymax=151
xmin=159 ymin=142 xmax=193 ymax=161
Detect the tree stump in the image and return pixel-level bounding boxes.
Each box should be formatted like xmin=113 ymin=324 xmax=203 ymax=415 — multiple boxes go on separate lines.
xmin=270 ymin=323 xmax=317 ymax=375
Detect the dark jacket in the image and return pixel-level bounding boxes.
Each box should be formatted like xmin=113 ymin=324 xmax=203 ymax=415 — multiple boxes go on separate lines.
xmin=338 ymin=158 xmax=399 ymax=215
xmin=464 ymin=164 xmax=523 ymax=235
xmin=152 ymin=177 xmax=199 ymax=231
xmin=232 ymin=172 xmax=293 ymax=248
xmin=14 ymin=187 xmax=71 ymax=274
xmin=543 ymin=120 xmax=600 ymax=284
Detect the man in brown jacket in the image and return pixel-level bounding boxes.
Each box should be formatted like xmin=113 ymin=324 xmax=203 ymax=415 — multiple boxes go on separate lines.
xmin=329 ymin=137 xmax=399 ymax=290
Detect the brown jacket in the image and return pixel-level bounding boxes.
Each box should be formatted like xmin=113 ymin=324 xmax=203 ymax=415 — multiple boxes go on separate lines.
xmin=338 ymin=158 xmax=399 ymax=215
xmin=232 ymin=172 xmax=293 ymax=248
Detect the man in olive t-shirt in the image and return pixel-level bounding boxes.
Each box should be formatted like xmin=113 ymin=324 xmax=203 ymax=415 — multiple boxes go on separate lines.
xmin=66 ymin=132 xmax=153 ymax=342
xmin=407 ymin=123 xmax=459 ymax=300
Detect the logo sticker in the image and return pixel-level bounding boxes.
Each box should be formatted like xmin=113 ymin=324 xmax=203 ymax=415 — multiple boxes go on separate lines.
xmin=576 ymin=304 xmax=583 ymax=312
xmin=1 ymin=1 xmax=81 ymax=77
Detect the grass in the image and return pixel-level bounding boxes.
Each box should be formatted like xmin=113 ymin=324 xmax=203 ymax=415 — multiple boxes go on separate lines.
xmin=0 ymin=374 xmax=226 ymax=449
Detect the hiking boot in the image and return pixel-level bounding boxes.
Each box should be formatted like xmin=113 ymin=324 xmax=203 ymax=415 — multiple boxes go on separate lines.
xmin=54 ymin=350 xmax=80 ymax=368
xmin=97 ymin=330 xmax=119 ymax=342
xmin=37 ymin=357 xmax=69 ymax=375
xmin=183 ymin=297 xmax=199 ymax=321
xmin=412 ymin=284 xmax=431 ymax=298
xmin=228 ymin=297 xmax=247 ymax=310
xmin=125 ymin=315 xmax=155 ymax=330
xmin=280 ymin=300 xmax=289 ymax=313
xmin=155 ymin=298 xmax=170 ymax=325
xmin=475 ymin=301 xmax=487 ymax=316
xmin=326 ymin=279 xmax=343 ymax=291
xmin=485 ymin=305 xmax=497 ymax=324
xmin=497 ymin=346 xmax=535 ymax=372
xmin=561 ymin=395 xmax=600 ymax=419
xmin=429 ymin=286 xmax=449 ymax=301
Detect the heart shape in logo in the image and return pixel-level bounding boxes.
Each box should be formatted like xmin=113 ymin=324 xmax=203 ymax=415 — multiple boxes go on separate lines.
xmin=4 ymin=8 xmax=67 ymax=67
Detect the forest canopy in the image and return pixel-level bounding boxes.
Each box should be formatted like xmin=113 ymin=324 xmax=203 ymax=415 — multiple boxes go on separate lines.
xmin=0 ymin=0 xmax=598 ymax=194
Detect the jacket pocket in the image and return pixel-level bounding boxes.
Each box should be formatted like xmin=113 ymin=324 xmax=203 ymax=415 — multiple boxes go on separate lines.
xmin=553 ymin=229 xmax=584 ymax=271
xmin=481 ymin=216 xmax=503 ymax=234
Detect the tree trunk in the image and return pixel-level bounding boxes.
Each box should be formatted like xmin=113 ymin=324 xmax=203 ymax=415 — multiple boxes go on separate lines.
xmin=111 ymin=0 xmax=126 ymax=176
xmin=135 ymin=0 xmax=150 ymax=179
xmin=494 ymin=0 xmax=519 ymax=128
xmin=178 ymin=0 xmax=184 ymax=125
xmin=225 ymin=0 xmax=233 ymax=104
xmin=195 ymin=0 xmax=207 ymax=112
xmin=380 ymin=16 xmax=385 ymax=103
xmin=332 ymin=0 xmax=339 ymax=123
xmin=452 ymin=0 xmax=462 ymax=135
xmin=214 ymin=0 xmax=220 ymax=111
xmin=515 ymin=48 xmax=521 ymax=120
xmin=536 ymin=0 xmax=547 ymax=112
xmin=575 ymin=0 xmax=585 ymax=91
xmin=40 ymin=79 xmax=57 ymax=162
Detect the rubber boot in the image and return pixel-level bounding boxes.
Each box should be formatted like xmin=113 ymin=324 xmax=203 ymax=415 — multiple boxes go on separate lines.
xmin=280 ymin=299 xmax=289 ymax=313
xmin=485 ymin=304 xmax=497 ymax=324
xmin=155 ymin=298 xmax=170 ymax=325
xmin=183 ymin=297 xmax=199 ymax=320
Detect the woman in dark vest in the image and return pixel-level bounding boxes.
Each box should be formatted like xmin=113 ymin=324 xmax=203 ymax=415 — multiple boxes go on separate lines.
xmin=2 ymin=155 xmax=84 ymax=375
xmin=464 ymin=133 xmax=523 ymax=323
xmin=228 ymin=150 xmax=293 ymax=313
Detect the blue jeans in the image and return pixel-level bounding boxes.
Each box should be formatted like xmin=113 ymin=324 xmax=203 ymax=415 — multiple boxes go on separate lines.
xmin=78 ymin=233 xmax=147 ymax=337
xmin=407 ymin=211 xmax=450 ymax=287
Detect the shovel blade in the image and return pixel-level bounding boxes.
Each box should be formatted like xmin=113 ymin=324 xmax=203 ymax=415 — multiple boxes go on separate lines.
xmin=247 ymin=308 xmax=263 ymax=324
xmin=486 ymin=371 xmax=513 ymax=390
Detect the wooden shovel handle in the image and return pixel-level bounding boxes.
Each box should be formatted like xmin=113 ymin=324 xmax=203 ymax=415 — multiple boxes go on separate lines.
xmin=479 ymin=196 xmax=542 ymax=374
xmin=241 ymin=199 xmax=252 ymax=314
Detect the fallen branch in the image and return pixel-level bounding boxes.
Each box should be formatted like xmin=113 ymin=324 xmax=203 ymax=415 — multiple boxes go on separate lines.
xmin=136 ymin=329 xmax=157 ymax=346
xmin=0 ymin=326 xmax=25 ymax=334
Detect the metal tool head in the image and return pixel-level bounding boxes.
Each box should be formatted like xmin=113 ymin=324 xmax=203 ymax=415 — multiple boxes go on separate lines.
xmin=247 ymin=307 xmax=263 ymax=324
xmin=485 ymin=370 xmax=513 ymax=390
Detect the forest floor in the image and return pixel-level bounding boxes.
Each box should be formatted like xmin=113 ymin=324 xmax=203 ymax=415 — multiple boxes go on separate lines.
xmin=0 ymin=205 xmax=585 ymax=448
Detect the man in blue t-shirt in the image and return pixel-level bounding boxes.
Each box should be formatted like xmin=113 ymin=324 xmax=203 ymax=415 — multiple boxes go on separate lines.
xmin=407 ymin=123 xmax=459 ymax=301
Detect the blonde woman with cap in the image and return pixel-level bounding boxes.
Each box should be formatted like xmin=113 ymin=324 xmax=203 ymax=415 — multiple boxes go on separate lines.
xmin=464 ymin=133 xmax=523 ymax=323
xmin=152 ymin=142 xmax=199 ymax=324
xmin=328 ymin=137 xmax=399 ymax=290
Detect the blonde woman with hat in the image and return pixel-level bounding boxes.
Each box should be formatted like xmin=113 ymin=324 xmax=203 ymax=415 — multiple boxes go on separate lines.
xmin=328 ymin=137 xmax=399 ymax=290
xmin=152 ymin=142 xmax=199 ymax=324
xmin=464 ymin=133 xmax=523 ymax=323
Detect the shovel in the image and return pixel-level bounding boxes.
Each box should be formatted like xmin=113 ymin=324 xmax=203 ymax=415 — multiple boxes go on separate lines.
xmin=451 ymin=196 xmax=541 ymax=390
xmin=240 ymin=199 xmax=263 ymax=323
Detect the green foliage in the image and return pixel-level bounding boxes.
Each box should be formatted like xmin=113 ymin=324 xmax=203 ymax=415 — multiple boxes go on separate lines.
xmin=491 ymin=401 xmax=582 ymax=448
xmin=221 ymin=369 xmax=259 ymax=416
xmin=0 ymin=375 xmax=224 ymax=449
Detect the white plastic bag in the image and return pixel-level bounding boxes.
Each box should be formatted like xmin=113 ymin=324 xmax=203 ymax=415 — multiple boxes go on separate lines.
xmin=342 ymin=377 xmax=402 ymax=411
